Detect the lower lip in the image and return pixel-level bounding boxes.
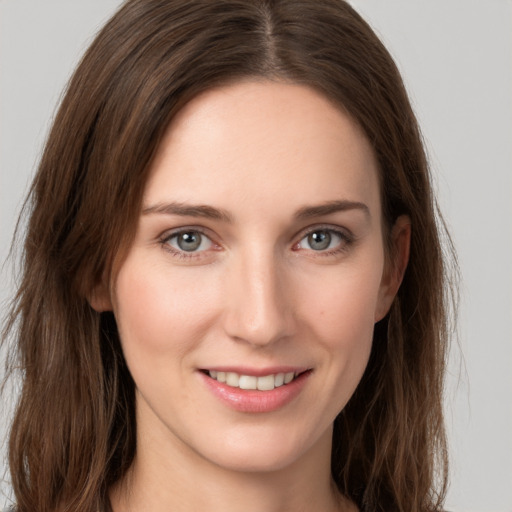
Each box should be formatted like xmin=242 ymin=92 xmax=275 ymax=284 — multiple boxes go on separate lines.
xmin=199 ymin=371 xmax=312 ymax=413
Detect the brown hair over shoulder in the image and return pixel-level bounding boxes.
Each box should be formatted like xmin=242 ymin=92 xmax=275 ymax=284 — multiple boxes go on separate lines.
xmin=2 ymin=1 xmax=457 ymax=511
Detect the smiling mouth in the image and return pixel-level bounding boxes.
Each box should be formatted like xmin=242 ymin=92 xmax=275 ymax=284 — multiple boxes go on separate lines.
xmin=202 ymin=370 xmax=309 ymax=391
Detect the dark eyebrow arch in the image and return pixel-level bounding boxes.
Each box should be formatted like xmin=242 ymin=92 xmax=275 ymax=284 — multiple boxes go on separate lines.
xmin=142 ymin=202 xmax=233 ymax=223
xmin=142 ymin=199 xmax=369 ymax=223
xmin=294 ymin=200 xmax=370 ymax=220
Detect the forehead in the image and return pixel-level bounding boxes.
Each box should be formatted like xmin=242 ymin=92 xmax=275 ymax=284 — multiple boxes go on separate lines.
xmin=144 ymin=80 xmax=381 ymax=221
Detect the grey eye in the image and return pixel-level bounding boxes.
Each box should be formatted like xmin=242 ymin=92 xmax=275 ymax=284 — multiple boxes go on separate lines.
xmin=169 ymin=231 xmax=212 ymax=252
xmin=307 ymin=231 xmax=332 ymax=251
xmin=177 ymin=232 xmax=201 ymax=251
xmin=297 ymin=229 xmax=344 ymax=252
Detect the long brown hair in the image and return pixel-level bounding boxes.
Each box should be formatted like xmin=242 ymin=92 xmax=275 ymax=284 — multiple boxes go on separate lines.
xmin=2 ymin=1 xmax=456 ymax=511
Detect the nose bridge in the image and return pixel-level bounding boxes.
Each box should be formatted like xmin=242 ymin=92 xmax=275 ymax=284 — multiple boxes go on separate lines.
xmin=223 ymin=243 xmax=293 ymax=346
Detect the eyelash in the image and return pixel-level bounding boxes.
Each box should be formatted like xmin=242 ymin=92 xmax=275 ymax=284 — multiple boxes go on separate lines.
xmin=294 ymin=225 xmax=355 ymax=257
xmin=158 ymin=225 xmax=355 ymax=260
xmin=159 ymin=228 xmax=215 ymax=260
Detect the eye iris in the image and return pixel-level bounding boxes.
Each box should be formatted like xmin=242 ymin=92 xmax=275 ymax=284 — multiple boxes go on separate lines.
xmin=308 ymin=231 xmax=331 ymax=250
xmin=177 ymin=232 xmax=202 ymax=251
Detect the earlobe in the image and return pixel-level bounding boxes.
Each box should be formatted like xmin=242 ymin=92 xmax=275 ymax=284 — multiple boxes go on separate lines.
xmin=375 ymin=215 xmax=411 ymax=322
xmin=87 ymin=280 xmax=113 ymax=312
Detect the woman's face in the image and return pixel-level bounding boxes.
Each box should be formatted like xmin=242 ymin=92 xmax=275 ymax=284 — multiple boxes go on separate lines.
xmin=100 ymin=81 xmax=402 ymax=473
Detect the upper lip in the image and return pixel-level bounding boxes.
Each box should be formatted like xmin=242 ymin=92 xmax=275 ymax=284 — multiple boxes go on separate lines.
xmin=199 ymin=366 xmax=311 ymax=377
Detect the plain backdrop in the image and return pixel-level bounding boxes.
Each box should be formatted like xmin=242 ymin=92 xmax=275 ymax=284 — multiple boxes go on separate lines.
xmin=1 ymin=1 xmax=511 ymax=511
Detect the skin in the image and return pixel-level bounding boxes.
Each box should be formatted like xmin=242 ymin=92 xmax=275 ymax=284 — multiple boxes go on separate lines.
xmin=92 ymin=81 xmax=410 ymax=512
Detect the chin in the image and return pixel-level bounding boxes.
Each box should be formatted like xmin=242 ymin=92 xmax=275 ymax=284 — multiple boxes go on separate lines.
xmin=193 ymin=423 xmax=331 ymax=475
xmin=207 ymin=448 xmax=304 ymax=474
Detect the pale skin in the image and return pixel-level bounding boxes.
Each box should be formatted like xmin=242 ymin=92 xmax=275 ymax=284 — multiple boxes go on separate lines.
xmin=91 ymin=81 xmax=410 ymax=512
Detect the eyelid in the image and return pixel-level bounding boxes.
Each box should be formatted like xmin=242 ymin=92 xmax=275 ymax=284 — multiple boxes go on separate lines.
xmin=157 ymin=223 xmax=355 ymax=260
xmin=296 ymin=223 xmax=354 ymax=241
xmin=159 ymin=226 xmax=221 ymax=258
xmin=293 ymin=224 xmax=355 ymax=254
xmin=160 ymin=226 xmax=212 ymax=242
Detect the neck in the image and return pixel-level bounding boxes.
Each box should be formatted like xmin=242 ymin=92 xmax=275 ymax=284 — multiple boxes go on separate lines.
xmin=110 ymin=405 xmax=355 ymax=512
xmin=111 ymin=459 xmax=347 ymax=512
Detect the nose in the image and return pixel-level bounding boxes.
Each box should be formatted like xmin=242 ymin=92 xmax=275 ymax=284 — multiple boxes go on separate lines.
xmin=222 ymin=247 xmax=295 ymax=347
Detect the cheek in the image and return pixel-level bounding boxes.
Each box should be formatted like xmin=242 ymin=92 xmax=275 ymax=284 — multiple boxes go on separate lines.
xmin=299 ymin=260 xmax=383 ymax=343
xmin=286 ymin=259 xmax=383 ymax=423
xmin=112 ymin=258 xmax=222 ymax=361
xmin=295 ymin=256 xmax=383 ymax=397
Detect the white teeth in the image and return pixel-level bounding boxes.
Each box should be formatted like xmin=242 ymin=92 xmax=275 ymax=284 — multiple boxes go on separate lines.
xmin=226 ymin=372 xmax=239 ymax=387
xmin=284 ymin=372 xmax=295 ymax=384
xmin=239 ymin=375 xmax=257 ymax=390
xmin=257 ymin=374 xmax=275 ymax=391
xmin=208 ymin=370 xmax=302 ymax=390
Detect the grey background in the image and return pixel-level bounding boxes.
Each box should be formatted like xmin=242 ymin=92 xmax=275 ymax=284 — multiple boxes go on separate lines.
xmin=1 ymin=1 xmax=511 ymax=511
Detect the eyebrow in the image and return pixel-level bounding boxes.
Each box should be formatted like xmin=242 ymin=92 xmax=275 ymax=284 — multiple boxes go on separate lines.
xmin=294 ymin=200 xmax=370 ymax=220
xmin=142 ymin=199 xmax=369 ymax=222
xmin=142 ymin=202 xmax=233 ymax=222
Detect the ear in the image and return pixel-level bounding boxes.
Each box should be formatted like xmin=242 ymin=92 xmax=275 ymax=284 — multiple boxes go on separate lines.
xmin=374 ymin=215 xmax=411 ymax=322
xmin=87 ymin=277 xmax=113 ymax=313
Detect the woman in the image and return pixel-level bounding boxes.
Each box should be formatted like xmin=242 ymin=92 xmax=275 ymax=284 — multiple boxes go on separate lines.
xmin=2 ymin=1 xmax=455 ymax=511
